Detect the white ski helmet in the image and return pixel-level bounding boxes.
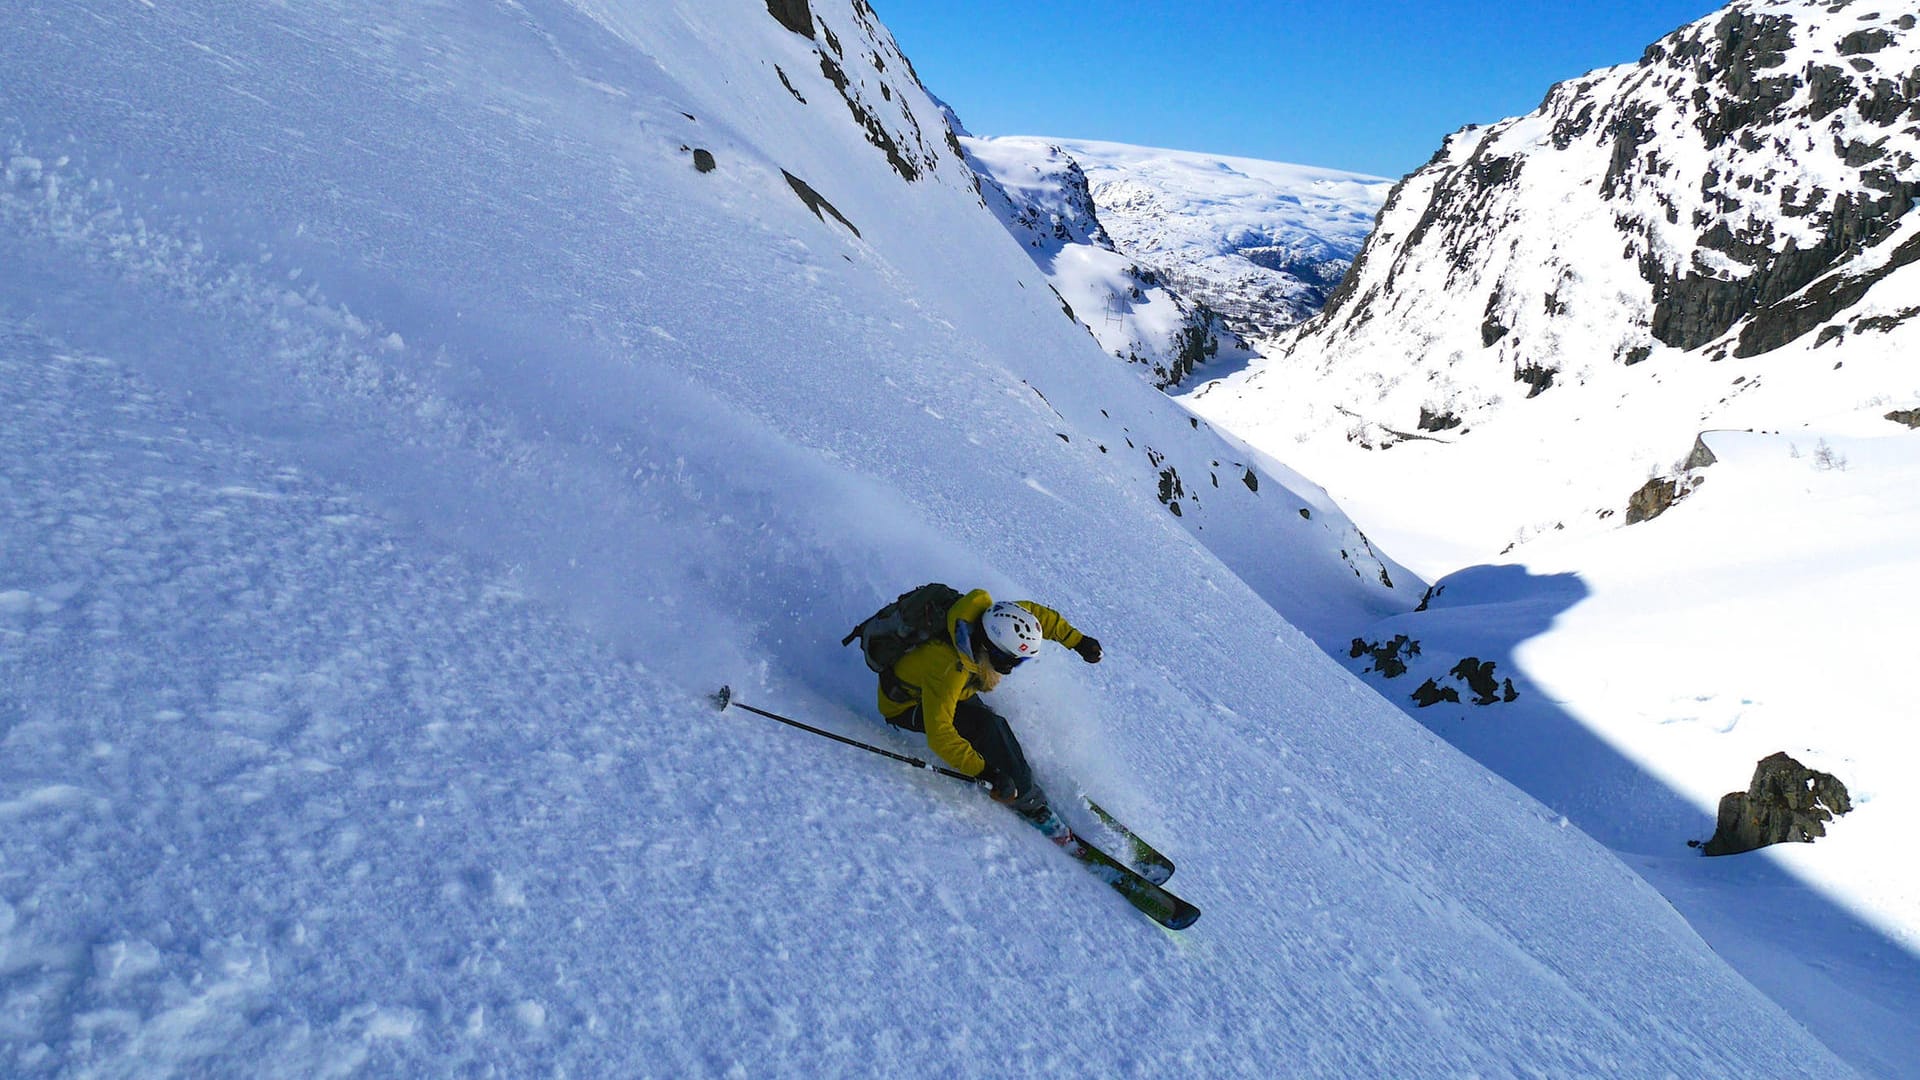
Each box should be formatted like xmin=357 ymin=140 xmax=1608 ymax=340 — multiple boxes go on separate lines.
xmin=981 ymin=601 xmax=1042 ymax=663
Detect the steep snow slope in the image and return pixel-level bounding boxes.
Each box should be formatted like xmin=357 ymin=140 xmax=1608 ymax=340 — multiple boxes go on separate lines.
xmin=982 ymin=136 xmax=1390 ymax=346
xmin=0 ymin=0 xmax=1857 ymax=1075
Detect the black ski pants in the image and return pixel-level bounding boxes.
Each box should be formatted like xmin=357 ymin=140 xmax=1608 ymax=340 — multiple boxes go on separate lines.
xmin=904 ymin=697 xmax=1043 ymax=811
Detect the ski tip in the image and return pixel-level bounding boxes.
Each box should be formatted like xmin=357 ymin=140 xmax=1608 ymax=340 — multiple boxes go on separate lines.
xmin=710 ymin=685 xmax=733 ymax=711
xmin=1164 ymin=906 xmax=1201 ymax=931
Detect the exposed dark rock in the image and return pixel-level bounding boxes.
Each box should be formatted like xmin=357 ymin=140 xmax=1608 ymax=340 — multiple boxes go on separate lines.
xmin=1625 ymin=476 xmax=1680 ymax=524
xmin=1481 ymin=288 xmax=1510 ymax=347
xmin=1736 ymin=217 xmax=1920 ymax=355
xmin=1854 ymin=305 xmax=1919 ymax=332
xmin=817 ymin=55 xmax=921 ymax=182
xmin=1699 ymin=752 xmax=1853 ymax=856
xmin=1838 ymin=28 xmax=1894 ymax=55
xmin=1693 ymin=9 xmax=1799 ymax=149
xmin=691 ymin=149 xmax=716 ymax=174
xmin=1157 ymin=466 xmax=1184 ymax=512
xmin=1047 ymin=284 xmax=1076 ymax=322
xmin=1808 ymin=64 xmax=1859 ymax=121
xmin=764 ymin=0 xmax=814 ymax=38
xmin=1448 ymin=657 xmax=1503 ymax=705
xmin=775 ymin=65 xmax=807 ymax=104
xmin=1657 ymin=168 xmax=1920 ymax=352
xmin=1886 ymin=408 xmax=1920 ymax=428
xmin=1684 ymin=435 xmax=1717 ymax=470
xmin=1418 ymin=407 xmax=1463 ymax=432
xmin=781 ymin=171 xmax=860 ymax=237
xmin=1411 ymin=679 xmax=1461 ymax=708
xmin=1602 ymin=103 xmax=1660 ymax=196
xmin=1349 ymin=634 xmax=1421 ymax=679
xmin=1514 ymin=362 xmax=1555 ymax=397
xmin=1242 ymin=469 xmax=1259 ymax=493
xmin=1159 ymin=303 xmax=1226 ymax=390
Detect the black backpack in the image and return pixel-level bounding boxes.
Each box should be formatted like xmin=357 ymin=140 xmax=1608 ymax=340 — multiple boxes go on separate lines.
xmin=842 ymin=582 xmax=964 ymax=677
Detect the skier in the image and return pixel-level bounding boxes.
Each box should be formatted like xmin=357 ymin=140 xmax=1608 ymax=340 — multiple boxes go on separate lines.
xmin=874 ymin=588 xmax=1102 ymax=820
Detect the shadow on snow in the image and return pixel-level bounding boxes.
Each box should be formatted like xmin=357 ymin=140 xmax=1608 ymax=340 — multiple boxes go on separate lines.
xmin=1351 ymin=563 xmax=1920 ymax=1077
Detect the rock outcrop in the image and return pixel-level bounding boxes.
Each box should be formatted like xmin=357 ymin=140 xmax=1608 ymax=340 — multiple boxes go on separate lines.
xmin=1699 ymin=751 xmax=1853 ymax=855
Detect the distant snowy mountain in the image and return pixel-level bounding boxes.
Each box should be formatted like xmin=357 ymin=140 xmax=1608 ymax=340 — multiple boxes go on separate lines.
xmin=970 ymin=136 xmax=1390 ymax=347
xmin=960 ymin=136 xmax=1253 ymax=389
xmin=12 ymin=0 xmax=1864 ymax=1076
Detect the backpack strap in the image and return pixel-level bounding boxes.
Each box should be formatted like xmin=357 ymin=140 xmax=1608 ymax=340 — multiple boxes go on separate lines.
xmin=879 ymin=668 xmax=917 ymax=705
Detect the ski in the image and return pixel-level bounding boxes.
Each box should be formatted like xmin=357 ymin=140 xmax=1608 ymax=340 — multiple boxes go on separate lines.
xmin=1079 ymin=795 xmax=1175 ymax=886
xmin=1019 ymin=806 xmax=1200 ymax=931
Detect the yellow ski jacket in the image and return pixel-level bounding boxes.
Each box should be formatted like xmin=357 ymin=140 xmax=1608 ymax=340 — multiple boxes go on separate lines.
xmin=876 ymin=588 xmax=1087 ymax=776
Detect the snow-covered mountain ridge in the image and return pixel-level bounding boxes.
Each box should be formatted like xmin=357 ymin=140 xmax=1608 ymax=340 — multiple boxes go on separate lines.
xmin=1310 ymin=0 xmax=1920 ymax=375
xmin=959 ymin=136 xmax=1254 ymax=390
xmin=0 ymin=0 xmax=1877 ymax=1074
xmin=971 ymin=136 xmax=1390 ymax=348
xmin=1192 ymin=0 xmax=1920 ymax=551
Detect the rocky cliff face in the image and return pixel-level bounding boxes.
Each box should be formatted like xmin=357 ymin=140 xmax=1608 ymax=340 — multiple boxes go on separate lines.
xmin=758 ymin=0 xmax=976 ymax=196
xmin=1287 ymin=0 xmax=1919 ymax=431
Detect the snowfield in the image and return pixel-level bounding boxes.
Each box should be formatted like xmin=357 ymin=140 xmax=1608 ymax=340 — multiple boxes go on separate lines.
xmin=0 ymin=0 xmax=1888 ymax=1075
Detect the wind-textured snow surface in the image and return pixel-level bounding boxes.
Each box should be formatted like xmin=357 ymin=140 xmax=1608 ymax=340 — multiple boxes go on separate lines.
xmin=0 ymin=0 xmax=1853 ymax=1075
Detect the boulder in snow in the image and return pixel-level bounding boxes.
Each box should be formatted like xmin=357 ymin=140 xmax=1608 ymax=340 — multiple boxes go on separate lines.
xmin=1699 ymin=751 xmax=1853 ymax=856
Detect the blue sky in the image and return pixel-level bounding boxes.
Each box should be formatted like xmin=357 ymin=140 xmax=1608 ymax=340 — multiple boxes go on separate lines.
xmin=874 ymin=0 xmax=1724 ymax=178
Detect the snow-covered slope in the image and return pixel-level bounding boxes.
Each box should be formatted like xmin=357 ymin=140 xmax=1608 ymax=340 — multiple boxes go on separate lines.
xmin=1335 ymin=407 xmax=1920 ymax=1078
xmin=977 ymin=136 xmax=1390 ymax=346
xmin=961 ymin=136 xmax=1253 ymax=390
xmin=0 ymin=0 xmax=1863 ymax=1075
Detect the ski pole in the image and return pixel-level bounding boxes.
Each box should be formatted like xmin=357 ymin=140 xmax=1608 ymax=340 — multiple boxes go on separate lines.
xmin=710 ymin=685 xmax=976 ymax=783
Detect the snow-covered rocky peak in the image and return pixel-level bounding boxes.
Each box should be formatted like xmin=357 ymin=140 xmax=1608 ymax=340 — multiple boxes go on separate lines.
xmin=976 ymin=137 xmax=1390 ymax=345
xmin=1282 ymin=0 xmax=1919 ymax=426
xmin=962 ymin=139 xmax=1112 ymax=248
xmin=1186 ymin=0 xmax=1920 ymax=562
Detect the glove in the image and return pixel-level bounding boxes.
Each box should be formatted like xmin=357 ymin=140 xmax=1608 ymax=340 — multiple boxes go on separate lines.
xmin=980 ymin=767 xmax=1019 ymax=804
xmin=1073 ymin=636 xmax=1102 ymax=664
